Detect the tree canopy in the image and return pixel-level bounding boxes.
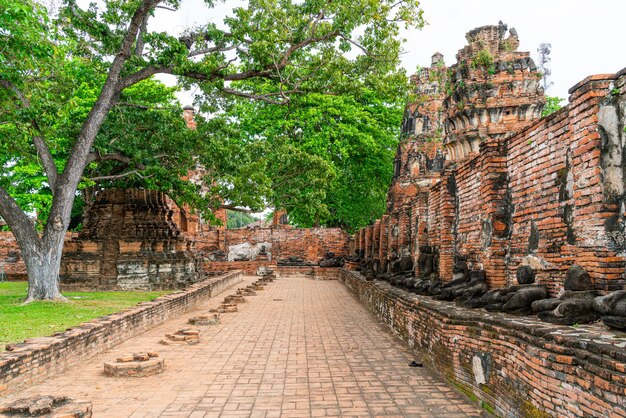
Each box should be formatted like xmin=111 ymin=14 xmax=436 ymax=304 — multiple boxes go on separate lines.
xmin=227 ymin=210 xmax=258 ymax=229
xmin=227 ymin=87 xmax=404 ymax=231
xmin=0 ymin=0 xmax=424 ymax=300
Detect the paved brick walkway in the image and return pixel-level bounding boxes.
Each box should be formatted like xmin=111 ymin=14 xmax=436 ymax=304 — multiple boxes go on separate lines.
xmin=12 ymin=276 xmax=481 ymax=417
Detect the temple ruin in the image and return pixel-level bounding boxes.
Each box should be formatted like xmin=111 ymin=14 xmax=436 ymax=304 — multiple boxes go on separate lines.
xmin=1 ymin=21 xmax=626 ymax=418
xmin=353 ymin=22 xmax=626 ymax=316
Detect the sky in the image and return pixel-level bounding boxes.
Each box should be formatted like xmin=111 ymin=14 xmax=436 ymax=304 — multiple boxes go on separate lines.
xmin=401 ymin=0 xmax=626 ymax=101
xmin=146 ymin=0 xmax=626 ymax=104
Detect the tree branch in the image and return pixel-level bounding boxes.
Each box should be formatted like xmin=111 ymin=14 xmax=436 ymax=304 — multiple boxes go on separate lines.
xmin=0 ymin=78 xmax=59 ymax=191
xmin=60 ymin=0 xmax=161 ymax=184
xmin=115 ymin=101 xmax=179 ymax=111
xmin=120 ymin=30 xmax=340 ymax=91
xmin=218 ymin=204 xmax=254 ymax=214
xmin=120 ymin=65 xmax=170 ymax=90
xmin=0 ymin=186 xmax=39 ymax=247
xmin=87 ymin=170 xmax=151 ymax=182
xmin=338 ymin=34 xmax=379 ymax=59
xmin=86 ymin=151 xmax=146 ymax=170
xmin=134 ymin=13 xmax=149 ymax=56
xmin=188 ymin=45 xmax=238 ymax=57
xmin=221 ymin=87 xmax=294 ymax=105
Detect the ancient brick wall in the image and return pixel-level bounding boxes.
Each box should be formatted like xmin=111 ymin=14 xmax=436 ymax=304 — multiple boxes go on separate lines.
xmin=352 ymin=22 xmax=626 ymax=295
xmin=0 ymin=232 xmax=25 ymax=280
xmin=0 ymin=271 xmax=242 ymax=396
xmin=340 ymin=269 xmax=626 ymax=417
xmin=0 ymin=232 xmax=80 ymax=281
xmin=506 ymin=72 xmax=626 ymax=292
xmin=2 ymin=215 xmax=348 ymax=287
xmin=197 ymin=226 xmax=350 ymax=263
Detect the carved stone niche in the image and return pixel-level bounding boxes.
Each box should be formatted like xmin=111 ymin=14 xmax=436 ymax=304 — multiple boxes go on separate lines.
xmin=60 ymin=188 xmax=200 ymax=291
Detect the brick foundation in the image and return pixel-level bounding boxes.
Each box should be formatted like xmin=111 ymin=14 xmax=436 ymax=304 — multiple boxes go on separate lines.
xmin=0 ymin=271 xmax=242 ymax=396
xmin=202 ymin=262 xmax=343 ymax=280
xmin=339 ymin=269 xmax=626 ymax=417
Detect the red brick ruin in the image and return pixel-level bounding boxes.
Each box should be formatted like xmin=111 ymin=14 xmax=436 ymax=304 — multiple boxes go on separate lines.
xmin=2 ymin=21 xmax=626 ymax=418
xmin=351 ymin=23 xmax=626 ymax=326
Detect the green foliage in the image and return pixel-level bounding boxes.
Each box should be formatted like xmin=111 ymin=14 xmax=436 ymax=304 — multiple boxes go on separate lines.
xmin=1 ymin=0 xmax=424 ymax=231
xmin=0 ymin=281 xmax=170 ymax=349
xmin=542 ymin=96 xmax=564 ymax=117
xmin=472 ymin=48 xmax=494 ymax=68
xmin=227 ymin=86 xmax=403 ymax=231
xmin=227 ymin=210 xmax=258 ymax=229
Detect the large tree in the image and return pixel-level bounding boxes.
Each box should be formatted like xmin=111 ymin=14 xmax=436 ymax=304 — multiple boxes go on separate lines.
xmin=0 ymin=0 xmax=424 ymax=301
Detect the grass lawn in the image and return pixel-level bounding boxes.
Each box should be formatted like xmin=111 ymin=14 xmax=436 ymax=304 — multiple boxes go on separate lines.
xmin=0 ymin=282 xmax=171 ymax=351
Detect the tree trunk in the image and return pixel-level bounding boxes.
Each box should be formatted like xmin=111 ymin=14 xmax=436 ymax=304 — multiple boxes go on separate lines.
xmin=22 ymin=236 xmax=67 ymax=302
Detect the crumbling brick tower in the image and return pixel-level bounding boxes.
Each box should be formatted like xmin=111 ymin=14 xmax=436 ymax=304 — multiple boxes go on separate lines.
xmin=440 ymin=23 xmax=545 ymax=286
xmin=356 ymin=21 xmax=626 ymax=294
xmin=61 ymin=189 xmax=198 ymax=290
xmin=356 ymin=22 xmax=547 ymax=285
xmin=361 ymin=51 xmax=449 ymax=274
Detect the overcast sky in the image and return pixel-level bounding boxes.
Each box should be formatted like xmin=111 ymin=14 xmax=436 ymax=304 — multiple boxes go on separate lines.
xmin=403 ymin=0 xmax=626 ymax=101
xmin=148 ymin=0 xmax=626 ymax=104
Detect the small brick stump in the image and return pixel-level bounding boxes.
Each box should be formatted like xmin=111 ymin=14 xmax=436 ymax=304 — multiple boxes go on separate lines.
xmin=188 ymin=314 xmax=220 ymax=325
xmin=224 ymin=294 xmax=246 ymax=304
xmin=160 ymin=329 xmax=200 ymax=345
xmin=251 ymin=282 xmax=265 ymax=291
xmin=210 ymin=303 xmax=238 ymax=313
xmin=0 ymin=396 xmax=92 ymax=417
xmin=238 ymin=287 xmax=257 ymax=296
xmin=104 ymin=352 xmax=163 ymax=377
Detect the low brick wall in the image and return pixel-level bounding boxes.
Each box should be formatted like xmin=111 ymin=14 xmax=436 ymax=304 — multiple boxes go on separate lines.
xmin=274 ymin=266 xmax=342 ymax=280
xmin=203 ymin=261 xmax=343 ymax=279
xmin=203 ymin=260 xmax=272 ymax=275
xmin=0 ymin=271 xmax=242 ymax=396
xmin=339 ymin=269 xmax=626 ymax=417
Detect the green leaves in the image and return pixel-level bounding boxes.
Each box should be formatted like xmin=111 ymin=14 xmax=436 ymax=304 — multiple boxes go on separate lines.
xmin=542 ymin=96 xmax=564 ymax=117
xmin=226 ymin=87 xmax=404 ymax=231
xmin=0 ymin=0 xmax=56 ymax=78
xmin=1 ymin=0 xmax=423 ymax=232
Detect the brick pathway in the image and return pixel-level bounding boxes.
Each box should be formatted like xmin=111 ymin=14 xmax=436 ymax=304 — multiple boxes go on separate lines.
xmin=11 ymin=276 xmax=482 ymax=417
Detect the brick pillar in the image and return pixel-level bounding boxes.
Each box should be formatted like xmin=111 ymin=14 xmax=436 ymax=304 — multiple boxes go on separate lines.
xmin=389 ymin=211 xmax=402 ymax=263
xmin=478 ymin=140 xmax=510 ymax=288
xmin=413 ymin=190 xmax=429 ymax=275
xmin=438 ymin=170 xmax=457 ymax=282
xmin=372 ymin=220 xmax=381 ymax=263
xmin=358 ymin=229 xmax=366 ymax=259
xmin=364 ymin=226 xmax=373 ymax=262
xmin=569 ymin=73 xmax=626 ymax=291
xmin=379 ymin=215 xmax=389 ymax=272
xmin=349 ymin=236 xmax=356 ymax=257
xmin=398 ymin=203 xmax=412 ymax=258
